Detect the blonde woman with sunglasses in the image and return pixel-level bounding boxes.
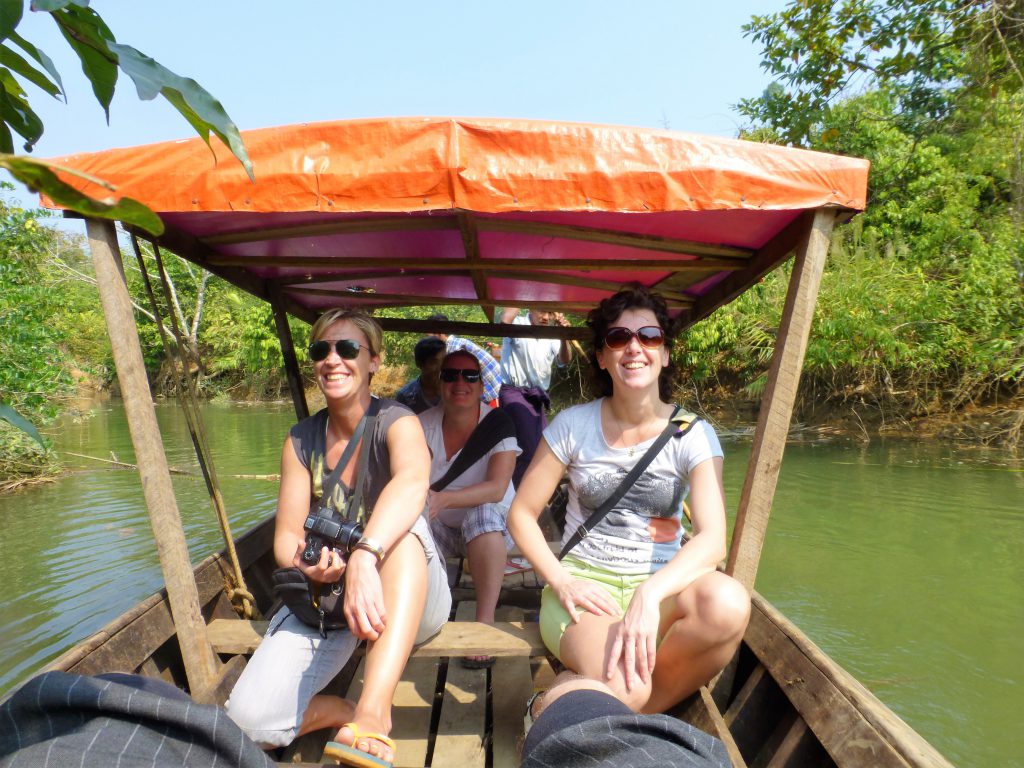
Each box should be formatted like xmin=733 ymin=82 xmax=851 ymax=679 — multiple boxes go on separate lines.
xmin=227 ymin=309 xmax=451 ymax=768
xmin=508 ymin=286 xmax=750 ymax=718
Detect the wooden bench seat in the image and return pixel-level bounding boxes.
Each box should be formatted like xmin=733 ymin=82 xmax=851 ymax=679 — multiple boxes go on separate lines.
xmin=207 ymin=617 xmax=545 ymax=657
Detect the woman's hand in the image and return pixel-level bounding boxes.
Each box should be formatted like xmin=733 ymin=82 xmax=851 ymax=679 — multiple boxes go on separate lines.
xmin=292 ymin=541 xmax=347 ymax=584
xmin=606 ymin=582 xmax=660 ymax=692
xmin=426 ymin=490 xmax=448 ymax=521
xmin=552 ymin=574 xmax=620 ymax=623
xmin=343 ymin=549 xmax=387 ymax=641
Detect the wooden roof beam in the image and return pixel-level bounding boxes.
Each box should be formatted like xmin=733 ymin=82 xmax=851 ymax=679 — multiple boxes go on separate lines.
xmin=198 ymin=212 xmax=753 ymax=261
xmin=270 ymin=268 xmax=693 ymax=303
xmin=477 ymin=218 xmax=752 ymax=259
xmin=285 ymin=286 xmax=689 ymax=314
xmin=206 ymin=255 xmax=745 ymax=272
xmin=201 ymin=215 xmax=454 ymax=245
xmin=457 ymin=211 xmax=494 ymax=321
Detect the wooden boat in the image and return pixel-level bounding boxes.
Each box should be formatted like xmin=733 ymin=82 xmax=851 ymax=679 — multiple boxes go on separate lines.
xmin=28 ymin=118 xmax=953 ymax=767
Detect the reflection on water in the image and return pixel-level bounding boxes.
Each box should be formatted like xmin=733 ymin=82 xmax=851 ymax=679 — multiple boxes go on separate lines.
xmin=0 ymin=401 xmax=1021 ymax=767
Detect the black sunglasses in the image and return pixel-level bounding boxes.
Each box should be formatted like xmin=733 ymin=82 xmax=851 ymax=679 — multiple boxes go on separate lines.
xmin=308 ymin=338 xmax=366 ymax=362
xmin=604 ymin=325 xmax=666 ymax=350
xmin=439 ymin=367 xmax=482 ymax=383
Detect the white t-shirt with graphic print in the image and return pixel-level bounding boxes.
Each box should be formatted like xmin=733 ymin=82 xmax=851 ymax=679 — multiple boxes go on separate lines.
xmin=543 ymin=398 xmax=724 ymax=575
xmin=419 ymin=403 xmax=521 ymax=528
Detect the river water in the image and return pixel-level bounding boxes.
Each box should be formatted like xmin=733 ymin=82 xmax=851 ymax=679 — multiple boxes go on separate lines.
xmin=0 ymin=400 xmax=1020 ymax=767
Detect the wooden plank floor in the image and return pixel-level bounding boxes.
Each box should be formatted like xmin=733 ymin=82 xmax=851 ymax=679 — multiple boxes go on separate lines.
xmin=275 ymin=562 xmax=546 ymax=766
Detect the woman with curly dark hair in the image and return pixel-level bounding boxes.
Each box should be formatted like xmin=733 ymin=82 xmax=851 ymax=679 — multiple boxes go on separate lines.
xmin=508 ymin=285 xmax=750 ymax=716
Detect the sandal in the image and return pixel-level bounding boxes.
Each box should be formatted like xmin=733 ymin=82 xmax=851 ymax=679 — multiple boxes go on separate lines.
xmin=322 ymin=722 xmax=396 ymax=768
xmin=523 ymin=690 xmax=544 ymax=736
xmin=504 ymin=557 xmax=534 ymax=576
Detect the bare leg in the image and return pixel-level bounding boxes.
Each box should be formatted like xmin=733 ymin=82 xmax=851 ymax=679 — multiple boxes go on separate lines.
xmin=643 ymin=571 xmax=749 ymax=713
xmin=466 ymin=531 xmax=506 ymax=624
xmin=298 ymin=695 xmax=355 ymax=737
xmin=556 ymin=572 xmax=750 ymax=713
xmin=333 ymin=532 xmax=428 ymax=764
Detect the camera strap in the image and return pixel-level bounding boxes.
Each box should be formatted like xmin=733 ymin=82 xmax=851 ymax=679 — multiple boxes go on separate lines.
xmin=348 ymin=397 xmax=380 ymax=525
xmin=318 ymin=397 xmax=380 ymax=519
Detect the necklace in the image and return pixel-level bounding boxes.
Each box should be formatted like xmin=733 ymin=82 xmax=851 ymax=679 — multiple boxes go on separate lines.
xmin=609 ymin=408 xmax=638 ymax=458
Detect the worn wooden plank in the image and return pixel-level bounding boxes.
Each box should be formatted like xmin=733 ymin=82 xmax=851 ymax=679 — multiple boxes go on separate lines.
xmin=390 ymin=658 xmax=441 ymax=768
xmin=725 ymin=663 xmax=790 ymax=763
xmin=86 ymin=218 xmax=219 ymax=694
xmin=432 ymin=602 xmax=487 ymax=768
xmin=492 ymin=608 xmax=533 ymax=768
xmin=756 ymin=715 xmax=833 ymax=768
xmin=747 ymin=595 xmax=954 ymax=768
xmin=193 ymin=654 xmax=247 ymax=706
xmin=726 ymin=209 xmax=836 ymax=589
xmin=745 ymin=598 xmax=914 ymax=768
xmin=207 ymin=618 xmax=545 ymax=657
xmin=692 ymin=686 xmax=749 ymax=768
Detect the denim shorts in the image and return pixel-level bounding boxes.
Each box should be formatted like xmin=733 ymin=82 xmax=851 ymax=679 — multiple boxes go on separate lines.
xmin=538 ymin=555 xmax=651 ymax=662
xmin=429 ymin=503 xmax=513 ymax=560
xmin=226 ymin=516 xmax=451 ymax=747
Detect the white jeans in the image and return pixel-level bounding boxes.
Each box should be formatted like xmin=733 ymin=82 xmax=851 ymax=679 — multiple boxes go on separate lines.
xmin=226 ymin=517 xmax=451 ymax=747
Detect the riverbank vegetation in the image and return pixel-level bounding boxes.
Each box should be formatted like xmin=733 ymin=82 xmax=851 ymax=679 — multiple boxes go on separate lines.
xmin=2 ymin=1 xmax=1022 ymax=484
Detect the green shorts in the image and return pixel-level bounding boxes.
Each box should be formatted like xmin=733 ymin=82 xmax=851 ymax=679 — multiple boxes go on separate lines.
xmin=538 ymin=555 xmax=652 ymax=662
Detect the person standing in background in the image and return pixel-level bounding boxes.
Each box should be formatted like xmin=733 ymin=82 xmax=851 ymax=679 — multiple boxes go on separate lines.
xmin=498 ymin=307 xmax=572 ymax=487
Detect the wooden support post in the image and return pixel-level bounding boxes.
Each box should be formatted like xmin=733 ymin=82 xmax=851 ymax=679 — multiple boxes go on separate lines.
xmin=269 ymin=287 xmax=309 ymax=421
xmin=85 ymin=219 xmax=219 ymax=694
xmin=726 ymin=209 xmax=837 ymax=590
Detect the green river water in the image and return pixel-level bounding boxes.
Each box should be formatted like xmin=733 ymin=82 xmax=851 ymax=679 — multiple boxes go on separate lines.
xmin=0 ymin=400 xmax=1020 ymax=767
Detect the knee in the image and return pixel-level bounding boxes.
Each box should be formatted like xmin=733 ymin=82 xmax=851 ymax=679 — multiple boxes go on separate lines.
xmin=226 ymin=695 xmax=294 ymax=748
xmin=697 ymin=576 xmax=751 ymax=641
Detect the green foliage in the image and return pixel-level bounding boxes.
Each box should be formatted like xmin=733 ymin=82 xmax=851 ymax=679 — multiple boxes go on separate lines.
xmin=738 ymin=1 xmax=1021 ymax=147
xmin=0 ymin=0 xmax=252 ymax=235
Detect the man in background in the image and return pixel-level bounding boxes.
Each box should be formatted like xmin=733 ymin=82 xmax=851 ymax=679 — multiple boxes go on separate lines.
xmin=394 ymin=336 xmax=445 ymax=414
xmin=498 ymin=308 xmax=571 ymax=487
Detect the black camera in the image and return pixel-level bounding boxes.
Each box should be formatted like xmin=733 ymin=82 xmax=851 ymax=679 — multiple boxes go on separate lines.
xmin=301 ymin=511 xmax=364 ymax=565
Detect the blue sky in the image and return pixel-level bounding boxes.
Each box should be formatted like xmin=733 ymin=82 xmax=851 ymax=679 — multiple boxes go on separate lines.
xmin=7 ymin=1 xmax=776 ymax=213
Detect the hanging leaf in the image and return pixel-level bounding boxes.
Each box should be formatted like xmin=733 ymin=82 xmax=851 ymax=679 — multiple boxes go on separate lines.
xmin=0 ymin=69 xmax=44 ymax=150
xmin=0 ymin=154 xmax=165 ymax=234
xmin=8 ymin=31 xmax=65 ymax=99
xmin=52 ymin=4 xmax=117 ymax=121
xmin=0 ymin=403 xmax=45 ymax=448
xmin=0 ymin=1 xmax=22 ymax=42
xmin=0 ymin=45 xmax=62 ymax=98
xmin=110 ymin=43 xmax=254 ymax=181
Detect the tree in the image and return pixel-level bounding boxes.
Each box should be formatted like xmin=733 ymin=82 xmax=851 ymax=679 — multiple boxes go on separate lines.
xmin=0 ymin=0 xmax=252 ymax=234
xmin=738 ymin=1 xmax=1024 ymax=147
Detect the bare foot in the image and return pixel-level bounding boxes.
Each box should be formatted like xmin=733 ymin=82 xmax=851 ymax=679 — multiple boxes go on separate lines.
xmin=298 ymin=694 xmax=356 ymax=737
xmin=334 ymin=719 xmax=394 ymax=765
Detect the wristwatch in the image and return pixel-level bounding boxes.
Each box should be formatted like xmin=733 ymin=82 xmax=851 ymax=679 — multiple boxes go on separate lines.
xmin=353 ymin=536 xmax=386 ymax=563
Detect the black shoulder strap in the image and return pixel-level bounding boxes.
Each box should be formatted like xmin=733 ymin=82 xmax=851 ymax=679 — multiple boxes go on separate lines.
xmin=430 ymin=408 xmax=517 ymax=492
xmin=558 ymin=405 xmax=693 ymax=560
xmin=349 ymin=397 xmax=381 ymax=525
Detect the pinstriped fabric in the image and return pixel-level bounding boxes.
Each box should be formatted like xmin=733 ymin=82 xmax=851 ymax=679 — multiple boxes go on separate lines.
xmin=0 ymin=672 xmax=272 ymax=768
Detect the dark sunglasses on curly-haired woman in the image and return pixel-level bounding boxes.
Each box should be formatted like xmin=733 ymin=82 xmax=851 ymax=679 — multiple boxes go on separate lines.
xmin=307 ymin=338 xmax=367 ymax=362
xmin=603 ymin=325 xmax=665 ymax=350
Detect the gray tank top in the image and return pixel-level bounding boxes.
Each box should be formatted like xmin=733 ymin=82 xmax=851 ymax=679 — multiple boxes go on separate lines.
xmin=289 ymin=398 xmax=412 ymax=520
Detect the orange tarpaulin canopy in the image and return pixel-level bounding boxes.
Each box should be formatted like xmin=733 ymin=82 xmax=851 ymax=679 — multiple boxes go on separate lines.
xmin=44 ymin=117 xmax=869 ymax=326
